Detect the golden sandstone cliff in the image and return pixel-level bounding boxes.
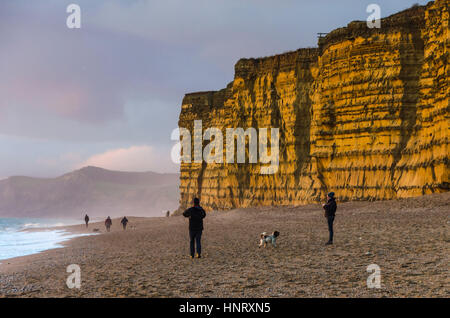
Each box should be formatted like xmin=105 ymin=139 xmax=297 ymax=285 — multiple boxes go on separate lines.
xmin=178 ymin=0 xmax=449 ymax=211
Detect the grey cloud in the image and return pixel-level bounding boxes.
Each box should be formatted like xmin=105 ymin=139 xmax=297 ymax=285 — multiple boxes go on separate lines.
xmin=0 ymin=0 xmax=430 ymax=177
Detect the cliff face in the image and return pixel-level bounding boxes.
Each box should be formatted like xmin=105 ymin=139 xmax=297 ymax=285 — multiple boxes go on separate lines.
xmin=178 ymin=0 xmax=449 ymax=211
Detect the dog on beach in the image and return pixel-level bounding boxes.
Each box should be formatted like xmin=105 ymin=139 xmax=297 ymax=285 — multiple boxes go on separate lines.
xmin=93 ymin=228 xmax=100 ymax=232
xmin=259 ymin=231 xmax=280 ymax=248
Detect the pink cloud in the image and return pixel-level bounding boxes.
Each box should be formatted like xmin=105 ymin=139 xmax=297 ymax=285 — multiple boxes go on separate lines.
xmin=77 ymin=145 xmax=178 ymax=173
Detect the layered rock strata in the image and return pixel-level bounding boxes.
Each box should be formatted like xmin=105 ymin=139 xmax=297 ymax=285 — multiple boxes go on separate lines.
xmin=178 ymin=0 xmax=449 ymax=211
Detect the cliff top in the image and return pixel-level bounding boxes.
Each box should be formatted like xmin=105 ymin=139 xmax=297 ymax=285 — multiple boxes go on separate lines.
xmin=319 ymin=2 xmax=430 ymax=51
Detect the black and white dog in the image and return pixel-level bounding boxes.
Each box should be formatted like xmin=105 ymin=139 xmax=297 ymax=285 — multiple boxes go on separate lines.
xmin=259 ymin=231 xmax=280 ymax=248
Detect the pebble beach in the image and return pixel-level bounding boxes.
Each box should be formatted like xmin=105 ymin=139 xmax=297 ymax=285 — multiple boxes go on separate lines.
xmin=1 ymin=192 xmax=448 ymax=298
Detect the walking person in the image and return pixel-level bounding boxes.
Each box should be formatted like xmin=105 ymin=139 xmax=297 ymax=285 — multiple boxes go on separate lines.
xmin=323 ymin=192 xmax=337 ymax=245
xmin=183 ymin=198 xmax=206 ymax=259
xmin=121 ymin=216 xmax=129 ymax=230
xmin=84 ymin=214 xmax=89 ymax=228
xmin=105 ymin=216 xmax=112 ymax=232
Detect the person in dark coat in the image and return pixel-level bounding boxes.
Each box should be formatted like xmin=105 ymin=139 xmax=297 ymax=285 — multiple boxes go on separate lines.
xmin=121 ymin=216 xmax=129 ymax=230
xmin=84 ymin=214 xmax=89 ymax=228
xmin=183 ymin=198 xmax=206 ymax=258
xmin=322 ymin=192 xmax=337 ymax=245
xmin=105 ymin=216 xmax=112 ymax=232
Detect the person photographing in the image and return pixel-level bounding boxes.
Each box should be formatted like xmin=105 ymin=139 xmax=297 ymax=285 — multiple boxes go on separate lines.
xmin=183 ymin=198 xmax=206 ymax=259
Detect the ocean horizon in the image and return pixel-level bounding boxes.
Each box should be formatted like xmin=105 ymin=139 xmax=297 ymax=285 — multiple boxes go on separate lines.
xmin=0 ymin=218 xmax=94 ymax=262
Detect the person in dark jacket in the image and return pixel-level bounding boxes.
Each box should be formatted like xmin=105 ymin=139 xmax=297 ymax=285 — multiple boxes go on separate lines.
xmin=183 ymin=198 xmax=206 ymax=259
xmin=322 ymin=192 xmax=337 ymax=245
xmin=84 ymin=214 xmax=89 ymax=228
xmin=121 ymin=216 xmax=129 ymax=230
xmin=105 ymin=216 xmax=112 ymax=232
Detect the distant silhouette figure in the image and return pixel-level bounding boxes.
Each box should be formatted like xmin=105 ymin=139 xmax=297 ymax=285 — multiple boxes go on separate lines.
xmin=84 ymin=214 xmax=89 ymax=228
xmin=166 ymin=210 xmax=170 ymax=217
xmin=105 ymin=216 xmax=112 ymax=232
xmin=183 ymin=198 xmax=206 ymax=259
xmin=121 ymin=217 xmax=129 ymax=230
xmin=322 ymin=192 xmax=337 ymax=245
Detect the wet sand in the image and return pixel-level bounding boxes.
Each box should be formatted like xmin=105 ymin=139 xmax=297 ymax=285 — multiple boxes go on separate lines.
xmin=1 ymin=192 xmax=449 ymax=298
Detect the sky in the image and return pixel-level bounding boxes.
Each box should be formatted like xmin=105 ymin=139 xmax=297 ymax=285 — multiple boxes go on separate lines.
xmin=0 ymin=0 xmax=430 ymax=178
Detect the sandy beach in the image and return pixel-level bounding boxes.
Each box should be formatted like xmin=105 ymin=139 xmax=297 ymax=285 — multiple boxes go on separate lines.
xmin=0 ymin=192 xmax=449 ymax=298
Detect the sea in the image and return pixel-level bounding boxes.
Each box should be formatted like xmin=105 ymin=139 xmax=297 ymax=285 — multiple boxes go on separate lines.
xmin=0 ymin=218 xmax=94 ymax=262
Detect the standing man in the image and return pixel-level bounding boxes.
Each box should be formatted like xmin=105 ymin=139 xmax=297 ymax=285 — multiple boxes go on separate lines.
xmin=183 ymin=198 xmax=206 ymax=259
xmin=105 ymin=216 xmax=112 ymax=232
xmin=84 ymin=214 xmax=90 ymax=228
xmin=322 ymin=192 xmax=337 ymax=245
xmin=121 ymin=216 xmax=129 ymax=230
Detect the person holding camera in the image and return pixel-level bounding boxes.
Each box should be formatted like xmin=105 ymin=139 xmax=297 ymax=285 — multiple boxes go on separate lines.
xmin=183 ymin=198 xmax=206 ymax=259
